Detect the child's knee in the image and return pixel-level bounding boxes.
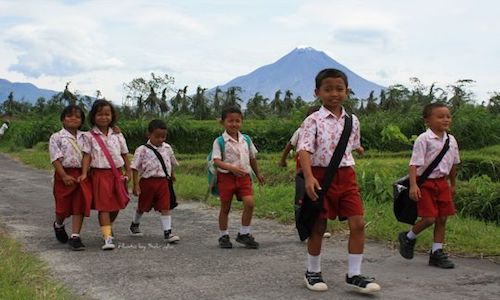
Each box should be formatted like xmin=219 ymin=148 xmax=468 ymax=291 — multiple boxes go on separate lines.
xmin=349 ymin=218 xmax=365 ymax=233
xmin=220 ymin=202 xmax=231 ymax=215
xmin=421 ymin=217 xmax=436 ymax=226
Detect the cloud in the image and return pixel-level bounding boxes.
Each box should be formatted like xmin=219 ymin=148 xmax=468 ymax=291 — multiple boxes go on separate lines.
xmin=333 ymin=28 xmax=391 ymax=46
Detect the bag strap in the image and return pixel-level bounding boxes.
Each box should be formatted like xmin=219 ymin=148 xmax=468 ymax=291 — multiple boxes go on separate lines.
xmin=67 ymin=136 xmax=83 ymax=161
xmin=144 ymin=144 xmax=171 ymax=179
xmin=417 ymin=135 xmax=450 ymax=185
xmin=90 ymin=130 xmax=122 ymax=180
xmin=317 ymin=113 xmax=353 ymax=201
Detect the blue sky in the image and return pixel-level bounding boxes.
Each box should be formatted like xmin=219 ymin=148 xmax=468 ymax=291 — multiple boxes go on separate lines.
xmin=0 ymin=0 xmax=498 ymax=103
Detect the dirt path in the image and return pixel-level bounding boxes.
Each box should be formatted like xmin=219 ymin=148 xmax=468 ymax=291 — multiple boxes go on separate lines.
xmin=0 ymin=154 xmax=499 ymax=299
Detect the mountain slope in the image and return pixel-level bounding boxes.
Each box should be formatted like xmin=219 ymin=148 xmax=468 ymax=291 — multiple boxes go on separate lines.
xmin=0 ymin=79 xmax=58 ymax=103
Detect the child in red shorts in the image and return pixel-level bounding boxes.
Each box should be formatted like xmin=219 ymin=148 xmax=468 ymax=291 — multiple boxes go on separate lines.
xmin=297 ymin=69 xmax=380 ymax=294
xmin=398 ymin=103 xmax=460 ymax=269
xmin=211 ymin=106 xmax=265 ymax=249
xmin=130 ymin=119 xmax=180 ymax=243
xmin=49 ymin=105 xmax=91 ymax=251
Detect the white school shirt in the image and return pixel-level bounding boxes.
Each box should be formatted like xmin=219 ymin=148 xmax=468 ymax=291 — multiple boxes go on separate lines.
xmin=297 ymin=106 xmax=361 ymax=167
xmin=211 ymin=131 xmax=258 ymax=174
xmin=409 ymin=129 xmax=460 ymax=178
xmin=131 ymin=141 xmax=179 ymax=178
xmin=289 ymin=128 xmax=301 ymax=147
xmin=0 ymin=123 xmax=8 ymax=135
xmin=49 ymin=128 xmax=87 ymax=168
xmin=83 ymin=127 xmax=129 ymax=169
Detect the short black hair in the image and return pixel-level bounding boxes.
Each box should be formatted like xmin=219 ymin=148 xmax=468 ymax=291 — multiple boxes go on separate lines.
xmin=423 ymin=103 xmax=449 ymax=119
xmin=148 ymin=119 xmax=167 ymax=133
xmin=315 ymin=68 xmax=348 ymax=89
xmin=60 ymin=105 xmax=85 ymax=129
xmin=89 ymin=99 xmax=117 ymax=127
xmin=221 ymin=106 xmax=243 ymax=120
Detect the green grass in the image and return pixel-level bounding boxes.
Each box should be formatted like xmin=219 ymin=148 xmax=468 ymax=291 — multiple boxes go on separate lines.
xmin=0 ymin=227 xmax=75 ymax=299
xmin=1 ymin=146 xmax=499 ymax=258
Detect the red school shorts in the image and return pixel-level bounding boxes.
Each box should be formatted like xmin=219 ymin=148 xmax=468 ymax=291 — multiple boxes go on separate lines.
xmin=311 ymin=166 xmax=364 ymax=220
xmin=91 ymin=169 xmax=127 ymax=212
xmin=217 ymin=172 xmax=253 ymax=202
xmin=53 ymin=168 xmax=91 ymax=218
xmin=417 ymin=177 xmax=455 ymax=217
xmin=137 ymin=177 xmax=171 ymax=213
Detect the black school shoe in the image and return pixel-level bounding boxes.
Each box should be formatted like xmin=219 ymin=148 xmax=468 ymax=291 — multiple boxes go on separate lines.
xmin=398 ymin=231 xmax=416 ymax=259
xmin=235 ymin=233 xmax=259 ymax=249
xmin=345 ymin=274 xmax=381 ymax=293
xmin=429 ymin=249 xmax=455 ymax=269
xmin=304 ymin=271 xmax=328 ymax=291
xmin=68 ymin=236 xmax=85 ymax=251
xmin=218 ymin=234 xmax=233 ymax=249
xmin=53 ymin=222 xmax=68 ymax=243
xmin=129 ymin=222 xmax=143 ymax=236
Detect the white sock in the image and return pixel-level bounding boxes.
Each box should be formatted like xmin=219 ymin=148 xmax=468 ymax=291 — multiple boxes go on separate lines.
xmin=307 ymin=254 xmax=321 ymax=273
xmin=54 ymin=221 xmax=64 ymax=228
xmin=432 ymin=243 xmax=443 ymax=253
xmin=219 ymin=230 xmax=229 ymax=237
xmin=347 ymin=254 xmax=363 ymax=278
xmin=71 ymin=233 xmax=80 ymax=238
xmin=407 ymin=230 xmax=417 ymax=240
xmin=133 ymin=211 xmax=143 ymax=224
xmin=239 ymin=225 xmax=251 ymax=235
xmin=160 ymin=215 xmax=171 ymax=231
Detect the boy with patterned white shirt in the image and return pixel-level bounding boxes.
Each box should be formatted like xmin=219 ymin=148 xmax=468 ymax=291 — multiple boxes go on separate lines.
xmin=49 ymin=105 xmax=91 ymax=251
xmin=398 ymin=103 xmax=460 ymax=269
xmin=130 ymin=119 xmax=180 ymax=243
xmin=297 ymin=69 xmax=380 ymax=294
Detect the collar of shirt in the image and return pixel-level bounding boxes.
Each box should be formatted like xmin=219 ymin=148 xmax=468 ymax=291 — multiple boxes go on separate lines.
xmin=92 ymin=126 xmax=114 ymax=137
xmin=318 ymin=105 xmax=346 ymax=120
xmin=425 ymin=128 xmax=448 ymax=142
xmin=61 ymin=128 xmax=83 ymax=140
xmin=146 ymin=140 xmax=166 ymax=149
xmin=222 ymin=130 xmax=243 ymax=143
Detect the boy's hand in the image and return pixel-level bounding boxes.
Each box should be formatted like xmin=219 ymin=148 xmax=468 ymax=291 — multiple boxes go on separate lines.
xmin=133 ymin=184 xmax=141 ymax=196
xmin=355 ymin=146 xmax=365 ymax=156
xmin=62 ymin=174 xmax=77 ymax=185
xmin=409 ymin=184 xmax=421 ymax=201
xmin=305 ymin=176 xmax=321 ymax=201
xmin=278 ymin=159 xmax=287 ymax=168
xmin=171 ymin=175 xmax=176 ymax=182
xmin=256 ymin=174 xmax=265 ymax=184
xmin=230 ymin=166 xmax=247 ymax=176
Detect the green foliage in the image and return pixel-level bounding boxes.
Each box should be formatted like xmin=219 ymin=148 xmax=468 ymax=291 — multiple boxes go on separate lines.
xmin=380 ymin=124 xmax=411 ymax=151
xmin=455 ymin=176 xmax=500 ymax=223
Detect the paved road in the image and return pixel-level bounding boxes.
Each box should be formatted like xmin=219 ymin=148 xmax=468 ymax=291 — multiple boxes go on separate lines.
xmin=0 ymin=154 xmax=499 ymax=300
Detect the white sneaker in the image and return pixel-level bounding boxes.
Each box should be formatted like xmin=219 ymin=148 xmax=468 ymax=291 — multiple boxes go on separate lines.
xmin=304 ymin=271 xmax=328 ymax=292
xmin=164 ymin=230 xmax=180 ymax=243
xmin=101 ymin=237 xmax=115 ymax=250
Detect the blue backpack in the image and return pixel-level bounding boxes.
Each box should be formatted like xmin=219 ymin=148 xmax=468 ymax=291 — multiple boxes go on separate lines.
xmin=207 ymin=134 xmax=253 ymax=197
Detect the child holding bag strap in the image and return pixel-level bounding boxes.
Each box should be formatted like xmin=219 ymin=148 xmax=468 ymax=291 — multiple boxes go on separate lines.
xmin=81 ymin=100 xmax=131 ymax=250
xmin=130 ymin=119 xmax=180 ymax=243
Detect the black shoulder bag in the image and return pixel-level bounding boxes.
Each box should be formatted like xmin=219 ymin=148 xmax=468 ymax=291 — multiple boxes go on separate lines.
xmin=144 ymin=144 xmax=178 ymax=209
xmin=393 ymin=136 xmax=450 ymax=225
xmin=295 ymin=114 xmax=353 ymax=241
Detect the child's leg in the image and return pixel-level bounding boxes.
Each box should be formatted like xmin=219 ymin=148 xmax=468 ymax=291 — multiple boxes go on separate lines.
xmin=432 ymin=216 xmax=447 ymax=251
xmin=71 ymin=214 xmax=84 ymax=235
xmin=347 ymin=215 xmax=365 ymax=254
xmin=98 ymin=212 xmax=112 ymax=237
xmin=110 ymin=210 xmax=119 ymax=224
xmin=304 ymin=218 xmax=327 ymax=291
xmin=307 ymin=218 xmax=327 ymax=256
xmin=240 ymin=196 xmax=254 ymax=228
xmin=55 ymin=214 xmax=65 ymax=226
xmin=411 ymin=217 xmax=435 ymax=235
xmin=160 ymin=209 xmax=171 ymax=231
xmin=218 ymin=200 xmax=231 ymax=232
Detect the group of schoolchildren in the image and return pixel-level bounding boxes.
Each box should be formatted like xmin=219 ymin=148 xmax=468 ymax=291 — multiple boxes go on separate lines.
xmin=49 ymin=68 xmax=460 ymax=295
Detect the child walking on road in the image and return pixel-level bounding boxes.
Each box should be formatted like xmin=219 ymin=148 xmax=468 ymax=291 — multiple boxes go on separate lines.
xmin=211 ymin=106 xmax=265 ymax=249
xmin=398 ymin=103 xmax=460 ymax=269
xmin=129 ymin=119 xmax=180 ymax=243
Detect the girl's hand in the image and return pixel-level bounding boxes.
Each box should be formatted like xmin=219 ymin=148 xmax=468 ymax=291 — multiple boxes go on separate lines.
xmin=355 ymin=146 xmax=365 ymax=156
xmin=305 ymin=176 xmax=321 ymax=201
xmin=278 ymin=159 xmax=287 ymax=168
xmin=125 ymin=169 xmax=132 ymax=182
xmin=112 ymin=126 xmax=121 ymax=134
xmin=450 ymin=185 xmax=456 ymax=197
xmin=62 ymin=174 xmax=77 ymax=185
xmin=409 ymin=185 xmax=421 ymax=201
xmin=256 ymin=174 xmax=265 ymax=184
xmin=133 ymin=185 xmax=141 ymax=196
xmin=77 ymin=173 xmax=87 ymax=183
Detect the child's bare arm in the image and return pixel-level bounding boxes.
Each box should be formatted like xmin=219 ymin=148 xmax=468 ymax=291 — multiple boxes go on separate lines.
xmin=449 ymin=164 xmax=458 ymax=195
xmin=122 ymin=153 xmax=132 ymax=180
xmin=250 ymin=158 xmax=265 ymax=184
xmin=279 ymin=142 xmax=294 ymax=167
xmin=299 ymin=150 xmax=320 ymax=201
xmin=132 ymin=169 xmax=140 ymax=196
xmin=78 ymin=153 xmax=91 ymax=182
xmin=408 ymin=165 xmax=421 ymax=201
xmin=52 ymin=160 xmax=76 ymax=185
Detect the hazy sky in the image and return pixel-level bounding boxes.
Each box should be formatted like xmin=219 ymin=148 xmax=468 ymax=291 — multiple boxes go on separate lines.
xmin=0 ymin=0 xmax=498 ymax=103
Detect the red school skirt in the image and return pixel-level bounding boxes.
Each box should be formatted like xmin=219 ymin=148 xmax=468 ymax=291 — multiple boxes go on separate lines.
xmin=91 ymin=169 xmax=128 ymax=212
xmin=53 ymin=168 xmax=92 ymax=218
xmin=311 ymin=166 xmax=364 ymax=220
